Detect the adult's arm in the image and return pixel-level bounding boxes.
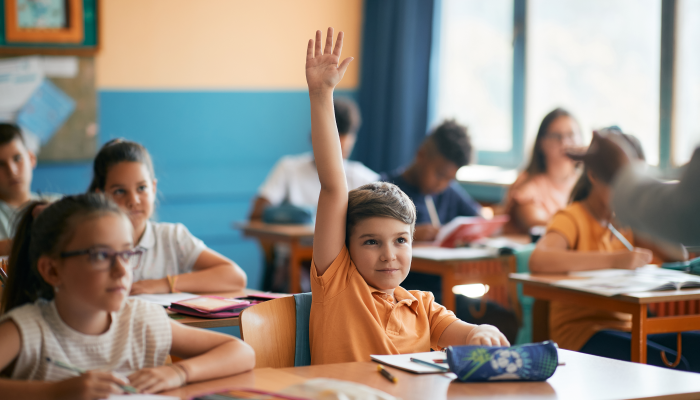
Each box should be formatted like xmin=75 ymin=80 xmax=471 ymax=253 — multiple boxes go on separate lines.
xmin=612 ymin=148 xmax=700 ymax=245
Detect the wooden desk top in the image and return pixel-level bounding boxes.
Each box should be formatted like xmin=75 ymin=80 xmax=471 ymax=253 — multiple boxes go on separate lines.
xmin=234 ymin=221 xmax=314 ymax=240
xmin=511 ymin=272 xmax=700 ymax=304
xmin=162 ymin=349 xmax=700 ymax=400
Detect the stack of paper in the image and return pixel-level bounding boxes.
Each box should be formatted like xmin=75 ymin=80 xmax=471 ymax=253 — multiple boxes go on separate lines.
xmin=553 ymin=266 xmax=700 ymax=296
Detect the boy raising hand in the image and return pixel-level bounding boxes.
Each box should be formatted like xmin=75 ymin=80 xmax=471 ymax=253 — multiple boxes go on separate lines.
xmin=306 ymin=28 xmax=509 ymax=365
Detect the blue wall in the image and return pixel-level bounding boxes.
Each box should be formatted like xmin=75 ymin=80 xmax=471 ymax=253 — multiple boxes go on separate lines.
xmin=32 ymin=90 xmax=354 ymax=289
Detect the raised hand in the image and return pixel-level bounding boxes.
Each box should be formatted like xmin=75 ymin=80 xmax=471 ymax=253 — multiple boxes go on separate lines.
xmin=305 ymin=27 xmax=353 ymax=95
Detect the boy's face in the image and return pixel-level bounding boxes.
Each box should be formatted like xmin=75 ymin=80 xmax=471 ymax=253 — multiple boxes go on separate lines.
xmin=348 ymin=217 xmax=413 ymax=292
xmin=415 ymin=149 xmax=459 ymax=195
xmin=338 ymin=132 xmax=357 ymax=159
xmin=0 ymin=138 xmax=36 ymax=201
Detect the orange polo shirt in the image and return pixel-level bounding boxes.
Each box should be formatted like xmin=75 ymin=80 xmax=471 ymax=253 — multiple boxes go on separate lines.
xmin=309 ymin=246 xmax=458 ymax=365
xmin=547 ymin=201 xmax=639 ymax=351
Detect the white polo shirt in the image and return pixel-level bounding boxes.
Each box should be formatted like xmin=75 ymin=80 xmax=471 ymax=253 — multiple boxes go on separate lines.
xmin=258 ymin=152 xmax=380 ymax=207
xmin=133 ymin=221 xmax=207 ymax=282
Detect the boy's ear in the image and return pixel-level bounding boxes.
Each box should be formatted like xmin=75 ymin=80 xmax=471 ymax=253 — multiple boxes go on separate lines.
xmin=28 ymin=151 xmax=37 ymax=169
xmin=36 ymin=255 xmax=62 ymax=288
xmin=586 ymin=169 xmax=598 ymax=185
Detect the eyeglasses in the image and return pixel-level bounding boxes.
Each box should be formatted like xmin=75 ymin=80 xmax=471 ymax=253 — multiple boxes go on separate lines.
xmin=59 ymin=247 xmax=144 ymax=272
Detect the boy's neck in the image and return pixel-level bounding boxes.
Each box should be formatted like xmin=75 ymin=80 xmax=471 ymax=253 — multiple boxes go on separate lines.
xmin=1 ymin=190 xmax=31 ymax=208
xmin=54 ymin=295 xmax=112 ymax=335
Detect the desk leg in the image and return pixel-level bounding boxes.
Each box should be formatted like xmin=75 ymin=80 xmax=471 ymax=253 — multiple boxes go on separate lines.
xmin=441 ymin=270 xmax=456 ymax=312
xmin=288 ymin=240 xmax=302 ymax=294
xmin=631 ymin=304 xmax=648 ymax=363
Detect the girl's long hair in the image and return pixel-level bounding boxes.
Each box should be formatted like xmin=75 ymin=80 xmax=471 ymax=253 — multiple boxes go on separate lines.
xmin=1 ymin=194 xmax=124 ymax=314
xmin=524 ymin=108 xmax=579 ymax=176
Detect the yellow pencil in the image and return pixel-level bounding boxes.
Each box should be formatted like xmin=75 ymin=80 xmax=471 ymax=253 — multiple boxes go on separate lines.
xmin=377 ymin=364 xmax=398 ymax=383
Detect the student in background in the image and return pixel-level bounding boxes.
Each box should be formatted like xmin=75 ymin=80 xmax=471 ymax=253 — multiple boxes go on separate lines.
xmin=89 ymin=139 xmax=247 ymax=295
xmin=249 ymin=97 xmax=379 ymax=219
xmin=529 ymin=128 xmax=694 ymax=371
xmin=305 ymin=27 xmax=508 ymax=365
xmin=0 ymin=194 xmax=254 ymax=398
xmin=504 ymin=108 xmax=582 ymax=234
xmin=381 ymin=120 xmax=481 ymax=242
xmin=0 ymin=123 xmax=58 ymax=256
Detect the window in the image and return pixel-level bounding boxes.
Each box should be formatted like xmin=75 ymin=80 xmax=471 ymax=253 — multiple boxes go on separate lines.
xmin=527 ymin=0 xmax=662 ymax=165
xmin=673 ymin=0 xmax=700 ymax=165
xmin=432 ymin=0 xmax=514 ymax=154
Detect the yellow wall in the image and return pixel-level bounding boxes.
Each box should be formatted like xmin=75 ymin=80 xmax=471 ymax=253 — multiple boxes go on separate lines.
xmin=96 ymin=0 xmax=363 ymax=90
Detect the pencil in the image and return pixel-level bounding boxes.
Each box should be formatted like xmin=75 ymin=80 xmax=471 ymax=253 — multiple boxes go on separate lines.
xmin=46 ymin=358 xmax=138 ymax=393
xmin=608 ymin=222 xmax=634 ymax=251
xmin=410 ymin=357 xmax=450 ymax=372
xmin=377 ymin=364 xmax=398 ymax=383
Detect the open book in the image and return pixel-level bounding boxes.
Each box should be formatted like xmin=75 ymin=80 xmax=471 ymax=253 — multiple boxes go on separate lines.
xmin=553 ymin=266 xmax=700 ymax=296
xmin=432 ymin=215 xmax=509 ymax=248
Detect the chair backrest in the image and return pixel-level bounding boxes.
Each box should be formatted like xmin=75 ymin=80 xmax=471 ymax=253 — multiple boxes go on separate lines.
xmin=292 ymin=293 xmax=312 ymax=367
xmin=240 ymin=296 xmax=297 ymax=368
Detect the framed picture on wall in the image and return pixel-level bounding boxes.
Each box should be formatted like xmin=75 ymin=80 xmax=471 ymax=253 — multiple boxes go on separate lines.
xmin=5 ymin=0 xmax=84 ymax=43
xmin=0 ymin=0 xmax=98 ymax=55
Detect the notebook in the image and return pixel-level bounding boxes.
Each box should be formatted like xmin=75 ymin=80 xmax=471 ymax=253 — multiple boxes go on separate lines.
xmin=553 ymin=266 xmax=700 ymax=296
xmin=432 ymin=215 xmax=509 ymax=248
xmin=370 ymin=351 xmax=453 ymax=374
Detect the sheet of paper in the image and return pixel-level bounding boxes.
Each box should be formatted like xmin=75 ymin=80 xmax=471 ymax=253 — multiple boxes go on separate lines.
xmin=40 ymin=56 xmax=79 ymax=78
xmin=0 ymin=56 xmax=44 ymax=114
xmin=16 ymin=79 xmax=75 ymax=144
xmin=107 ymin=395 xmax=179 ymax=400
xmin=371 ymin=351 xmax=454 ymax=375
xmin=412 ymin=246 xmax=497 ymax=261
xmin=130 ymin=293 xmax=198 ymax=307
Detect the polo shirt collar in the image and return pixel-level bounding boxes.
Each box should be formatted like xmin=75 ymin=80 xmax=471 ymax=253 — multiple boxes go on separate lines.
xmin=368 ymin=285 xmax=420 ymax=314
xmin=137 ymin=221 xmax=156 ymax=250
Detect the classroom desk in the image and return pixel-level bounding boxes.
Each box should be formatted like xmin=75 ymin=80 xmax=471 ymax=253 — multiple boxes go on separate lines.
xmin=410 ymin=236 xmax=529 ymax=314
xmin=166 ymin=289 xmax=290 ymax=329
xmin=236 ymin=221 xmax=314 ymax=293
xmin=510 ymin=273 xmax=700 ymax=364
xmin=162 ymin=349 xmax=700 ymax=400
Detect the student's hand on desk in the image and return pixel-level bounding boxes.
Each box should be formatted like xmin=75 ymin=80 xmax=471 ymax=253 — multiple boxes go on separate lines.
xmin=615 ymin=248 xmax=654 ymax=269
xmin=305 ymin=27 xmax=353 ymax=95
xmin=50 ymin=371 xmax=127 ymax=400
xmin=466 ymin=324 xmax=510 ymax=347
xmin=128 ymin=365 xmax=184 ymax=394
xmin=414 ymin=224 xmax=439 ymax=242
xmin=129 ymin=278 xmax=170 ymax=295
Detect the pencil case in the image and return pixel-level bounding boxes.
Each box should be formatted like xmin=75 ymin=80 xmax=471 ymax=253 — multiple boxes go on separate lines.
xmin=446 ymin=340 xmax=559 ymax=382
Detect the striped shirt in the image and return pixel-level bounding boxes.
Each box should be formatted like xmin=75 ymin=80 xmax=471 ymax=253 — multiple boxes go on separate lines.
xmin=0 ymin=298 xmax=172 ymax=380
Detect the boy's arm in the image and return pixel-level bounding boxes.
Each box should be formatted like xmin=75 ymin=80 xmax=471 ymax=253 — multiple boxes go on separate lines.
xmin=438 ymin=320 xmax=510 ymax=348
xmin=306 ymin=28 xmax=354 ymax=274
xmin=529 ymin=232 xmax=653 ymax=273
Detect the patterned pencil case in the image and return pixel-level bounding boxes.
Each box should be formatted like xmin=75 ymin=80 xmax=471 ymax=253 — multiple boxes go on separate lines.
xmin=446 ymin=341 xmax=559 ymax=382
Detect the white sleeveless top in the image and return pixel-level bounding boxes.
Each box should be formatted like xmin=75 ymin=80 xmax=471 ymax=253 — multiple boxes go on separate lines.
xmin=0 ymin=298 xmax=172 ymax=380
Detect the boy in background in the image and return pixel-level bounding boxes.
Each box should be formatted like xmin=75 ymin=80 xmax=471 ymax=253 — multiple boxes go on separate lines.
xmin=382 ymin=120 xmax=482 ymax=242
xmin=249 ymin=97 xmax=378 ymax=219
xmin=0 ymin=123 xmax=47 ymax=255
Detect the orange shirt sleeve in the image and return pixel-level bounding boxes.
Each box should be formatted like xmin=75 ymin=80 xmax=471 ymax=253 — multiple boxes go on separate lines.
xmin=310 ymin=246 xmax=354 ymax=303
xmin=547 ymin=210 xmax=579 ymax=249
xmin=420 ymin=291 xmax=459 ymax=350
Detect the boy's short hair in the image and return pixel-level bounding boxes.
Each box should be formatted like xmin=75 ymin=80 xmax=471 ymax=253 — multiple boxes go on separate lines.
xmin=425 ymin=120 xmax=473 ymax=167
xmin=0 ymin=123 xmax=25 ymax=147
xmin=334 ymin=97 xmax=361 ymax=136
xmin=346 ymin=182 xmax=416 ymax=242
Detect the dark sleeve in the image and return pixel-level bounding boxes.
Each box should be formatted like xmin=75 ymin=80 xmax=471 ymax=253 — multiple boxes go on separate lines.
xmin=450 ymin=182 xmax=482 ymax=217
xmin=612 ymin=148 xmax=700 ymax=246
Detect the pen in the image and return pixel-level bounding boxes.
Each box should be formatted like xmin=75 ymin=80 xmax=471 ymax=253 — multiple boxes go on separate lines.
xmin=377 ymin=364 xmax=398 ymax=383
xmin=608 ymin=223 xmax=634 ymax=252
xmin=46 ymin=358 xmax=138 ymax=394
xmin=410 ymin=357 xmax=450 ymax=372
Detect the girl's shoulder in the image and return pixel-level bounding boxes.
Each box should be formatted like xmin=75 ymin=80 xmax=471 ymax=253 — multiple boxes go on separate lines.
xmin=148 ymin=221 xmax=198 ymax=242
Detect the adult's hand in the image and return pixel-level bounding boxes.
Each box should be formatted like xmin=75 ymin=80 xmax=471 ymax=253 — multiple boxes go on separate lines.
xmin=567 ymin=131 xmax=633 ymax=184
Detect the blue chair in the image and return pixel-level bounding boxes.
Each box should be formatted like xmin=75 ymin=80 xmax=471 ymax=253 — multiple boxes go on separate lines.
xmin=239 ymin=293 xmax=312 ymax=368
